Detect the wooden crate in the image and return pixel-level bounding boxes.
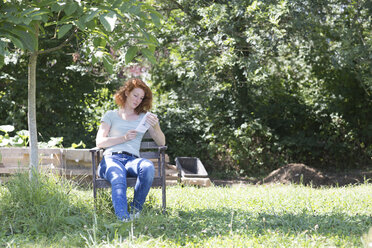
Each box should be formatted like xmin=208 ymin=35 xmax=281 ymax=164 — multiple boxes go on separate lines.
xmin=0 ymin=148 xmax=178 ymax=181
xmin=0 ymin=147 xmax=63 ymax=174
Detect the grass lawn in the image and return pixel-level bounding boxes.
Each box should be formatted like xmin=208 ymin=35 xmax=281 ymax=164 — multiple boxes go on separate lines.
xmin=0 ymin=173 xmax=371 ymax=247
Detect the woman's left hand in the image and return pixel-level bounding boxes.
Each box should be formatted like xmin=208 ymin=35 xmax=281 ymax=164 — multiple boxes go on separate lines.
xmin=146 ymin=113 xmax=159 ymax=128
xmin=147 ymin=113 xmax=166 ymax=146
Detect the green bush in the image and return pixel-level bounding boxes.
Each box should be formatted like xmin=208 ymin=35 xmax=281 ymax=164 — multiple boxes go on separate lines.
xmin=150 ymin=0 xmax=372 ymax=176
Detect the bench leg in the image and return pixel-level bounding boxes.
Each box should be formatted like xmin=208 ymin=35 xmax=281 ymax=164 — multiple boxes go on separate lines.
xmin=91 ymin=151 xmax=98 ymax=210
xmin=93 ymin=181 xmax=97 ymax=210
xmin=162 ymin=184 xmax=166 ymax=214
xmin=161 ymin=151 xmax=166 ymax=214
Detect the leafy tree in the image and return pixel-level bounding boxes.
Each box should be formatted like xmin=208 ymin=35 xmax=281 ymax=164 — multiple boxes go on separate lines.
xmin=150 ymin=0 xmax=371 ymax=176
xmin=0 ymin=44 xmax=117 ymax=148
xmin=0 ymin=0 xmax=161 ymax=176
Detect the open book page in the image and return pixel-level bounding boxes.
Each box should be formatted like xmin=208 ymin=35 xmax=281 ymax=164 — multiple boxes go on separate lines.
xmin=135 ymin=112 xmax=156 ymax=133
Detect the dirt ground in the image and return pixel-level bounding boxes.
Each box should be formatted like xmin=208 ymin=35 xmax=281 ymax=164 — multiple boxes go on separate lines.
xmin=212 ymin=163 xmax=372 ymax=187
xmin=258 ymin=163 xmax=372 ymax=187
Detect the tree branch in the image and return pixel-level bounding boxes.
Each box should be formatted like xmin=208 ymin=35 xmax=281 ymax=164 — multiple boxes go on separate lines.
xmin=38 ymin=28 xmax=77 ymax=55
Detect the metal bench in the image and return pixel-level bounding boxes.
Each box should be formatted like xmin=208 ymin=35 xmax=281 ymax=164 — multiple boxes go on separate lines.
xmin=89 ymin=132 xmax=167 ymax=213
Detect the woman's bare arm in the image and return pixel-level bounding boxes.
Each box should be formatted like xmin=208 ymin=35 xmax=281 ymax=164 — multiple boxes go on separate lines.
xmin=146 ymin=114 xmax=166 ymax=146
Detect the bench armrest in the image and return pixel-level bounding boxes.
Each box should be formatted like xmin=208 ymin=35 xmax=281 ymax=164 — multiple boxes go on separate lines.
xmin=158 ymin=146 xmax=168 ymax=152
xmin=89 ymin=147 xmax=103 ymax=153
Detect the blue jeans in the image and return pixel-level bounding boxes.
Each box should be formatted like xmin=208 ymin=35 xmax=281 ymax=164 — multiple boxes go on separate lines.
xmin=98 ymin=154 xmax=155 ymax=220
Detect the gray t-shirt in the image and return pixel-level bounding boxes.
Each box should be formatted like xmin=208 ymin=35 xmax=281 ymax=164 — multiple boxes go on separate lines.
xmin=101 ymin=110 xmax=146 ymax=157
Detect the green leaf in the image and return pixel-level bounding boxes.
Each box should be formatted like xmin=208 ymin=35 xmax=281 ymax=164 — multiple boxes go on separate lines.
xmin=93 ymin=37 xmax=106 ymax=48
xmin=125 ymin=46 xmax=138 ymax=64
xmin=22 ymin=17 xmax=32 ymax=25
xmin=85 ymin=20 xmax=96 ymax=29
xmin=113 ymin=0 xmax=123 ymax=8
xmin=8 ymin=28 xmax=37 ymax=51
xmin=113 ymin=38 xmax=129 ymax=50
xmin=74 ymin=19 xmax=86 ymax=30
xmin=148 ymin=44 xmax=156 ymax=53
xmin=119 ymin=2 xmax=131 ymax=13
xmin=16 ymin=130 xmax=29 ymax=139
xmin=0 ymin=55 xmax=4 ymax=69
xmin=58 ymin=24 xmax=73 ymax=39
xmin=70 ymin=141 xmax=86 ymax=149
xmin=136 ymin=41 xmax=157 ymax=46
xmin=30 ymin=15 xmax=43 ymax=21
xmin=150 ymin=12 xmax=161 ymax=27
xmin=47 ymin=137 xmax=63 ymax=148
xmin=51 ymin=3 xmax=65 ymax=12
xmin=85 ymin=9 xmax=101 ymax=22
xmin=103 ymin=55 xmax=114 ymax=74
xmin=0 ymin=125 xmax=15 ymax=133
xmin=137 ymin=12 xmax=148 ymax=21
xmin=141 ymin=48 xmax=156 ymax=64
xmin=99 ymin=11 xmax=117 ymax=32
xmin=148 ymin=33 xmax=159 ymax=45
xmin=21 ymin=7 xmax=41 ymax=17
xmin=29 ymin=10 xmax=50 ymax=20
xmin=8 ymin=16 xmax=21 ymax=24
xmin=128 ymin=5 xmax=141 ymax=15
xmin=64 ymin=2 xmax=78 ymax=16
xmin=92 ymin=54 xmax=98 ymax=64
xmin=139 ymin=28 xmax=150 ymax=41
xmin=8 ymin=35 xmax=24 ymax=50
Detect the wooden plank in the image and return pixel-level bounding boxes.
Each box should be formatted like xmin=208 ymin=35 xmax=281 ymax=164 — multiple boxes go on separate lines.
xmin=63 ymin=169 xmax=91 ymax=176
xmin=140 ymin=141 xmax=159 ymax=149
xmin=140 ymin=151 xmax=159 ymax=159
xmin=39 ymin=148 xmax=63 ymax=154
xmin=95 ymin=178 xmax=110 ymax=188
xmin=0 ymin=148 xmax=64 ymax=168
xmin=0 ymin=167 xmax=28 ymax=174
xmin=0 ymin=166 xmax=63 ymax=174
xmin=166 ymin=168 xmax=179 ymax=179
xmin=64 ymin=149 xmax=92 ymax=170
xmin=143 ymin=132 xmax=152 ymax=139
xmin=0 ymin=147 xmax=61 ymax=155
xmin=0 ymin=156 xmax=28 ymax=167
xmin=0 ymin=154 xmax=62 ymax=168
xmin=64 ymin=149 xmax=91 ymax=161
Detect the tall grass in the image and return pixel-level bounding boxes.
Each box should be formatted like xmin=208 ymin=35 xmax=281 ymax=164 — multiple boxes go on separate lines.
xmin=0 ymin=172 xmax=93 ymax=244
xmin=0 ymin=173 xmax=371 ymax=247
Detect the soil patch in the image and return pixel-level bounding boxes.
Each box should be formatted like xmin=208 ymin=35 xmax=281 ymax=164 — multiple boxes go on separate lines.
xmin=258 ymin=163 xmax=372 ymax=187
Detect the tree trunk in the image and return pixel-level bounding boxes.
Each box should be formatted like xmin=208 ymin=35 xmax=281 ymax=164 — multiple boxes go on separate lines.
xmin=28 ymin=52 xmax=38 ymax=179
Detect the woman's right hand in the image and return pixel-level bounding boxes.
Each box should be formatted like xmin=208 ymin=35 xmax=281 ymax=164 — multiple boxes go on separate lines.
xmin=124 ymin=130 xmax=137 ymax=141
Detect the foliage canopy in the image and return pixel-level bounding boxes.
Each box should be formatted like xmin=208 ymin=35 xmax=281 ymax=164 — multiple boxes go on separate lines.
xmin=150 ymin=0 xmax=372 ymax=175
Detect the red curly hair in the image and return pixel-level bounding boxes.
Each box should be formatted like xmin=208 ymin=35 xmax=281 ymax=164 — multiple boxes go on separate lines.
xmin=114 ymin=78 xmax=153 ymax=114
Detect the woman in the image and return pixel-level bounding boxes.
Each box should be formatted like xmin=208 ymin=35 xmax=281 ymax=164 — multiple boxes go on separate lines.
xmin=96 ymin=78 xmax=166 ymax=221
